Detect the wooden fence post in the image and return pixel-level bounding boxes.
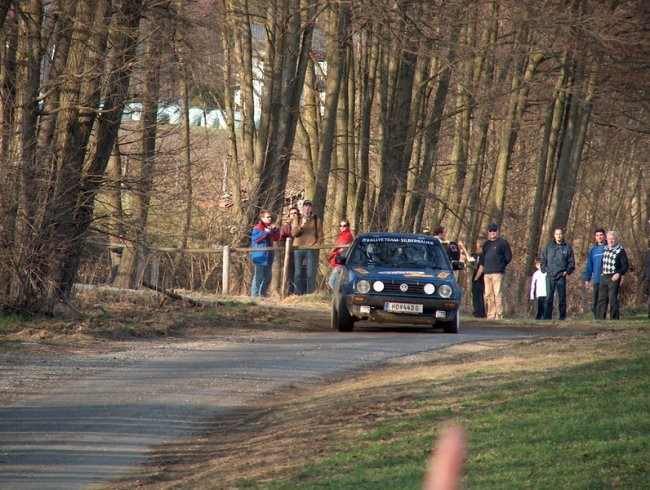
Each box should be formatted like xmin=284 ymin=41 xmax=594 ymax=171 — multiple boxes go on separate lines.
xmin=281 ymin=238 xmax=292 ymax=298
xmin=222 ymin=245 xmax=230 ymax=295
xmin=150 ymin=250 xmax=160 ymax=288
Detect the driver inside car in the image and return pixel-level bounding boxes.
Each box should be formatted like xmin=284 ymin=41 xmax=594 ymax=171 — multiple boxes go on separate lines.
xmin=365 ymin=243 xmax=384 ymax=263
xmin=393 ymin=245 xmax=424 ymax=264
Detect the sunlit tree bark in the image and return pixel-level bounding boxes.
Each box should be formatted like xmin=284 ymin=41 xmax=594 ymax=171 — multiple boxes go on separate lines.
xmin=0 ymin=0 xmax=143 ymax=311
xmin=251 ymin=0 xmax=317 ymax=220
xmin=375 ymin=3 xmax=417 ymax=230
xmin=353 ymin=25 xmax=380 ymax=231
xmin=313 ymin=1 xmax=349 ymax=224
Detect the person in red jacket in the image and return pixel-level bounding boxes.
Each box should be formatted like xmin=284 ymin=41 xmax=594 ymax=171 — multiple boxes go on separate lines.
xmin=328 ymin=219 xmax=354 ymax=290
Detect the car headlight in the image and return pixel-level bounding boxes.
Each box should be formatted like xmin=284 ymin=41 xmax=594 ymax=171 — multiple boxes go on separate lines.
xmin=356 ymin=280 xmax=371 ymax=294
xmin=373 ymin=281 xmax=385 ymax=292
xmin=423 ymin=283 xmax=435 ymax=295
xmin=438 ymin=284 xmax=452 ymax=298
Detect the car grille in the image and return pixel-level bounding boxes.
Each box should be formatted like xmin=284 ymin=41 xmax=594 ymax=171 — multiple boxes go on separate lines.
xmin=380 ymin=281 xmax=426 ymax=295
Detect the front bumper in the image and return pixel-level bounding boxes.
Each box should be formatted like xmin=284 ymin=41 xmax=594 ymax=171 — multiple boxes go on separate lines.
xmin=344 ymin=293 xmax=460 ymax=324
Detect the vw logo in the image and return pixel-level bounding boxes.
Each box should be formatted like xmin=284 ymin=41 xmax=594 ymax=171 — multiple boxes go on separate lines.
xmin=399 ymin=283 xmax=409 ymax=292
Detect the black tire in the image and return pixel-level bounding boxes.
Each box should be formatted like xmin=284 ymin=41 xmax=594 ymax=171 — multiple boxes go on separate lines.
xmin=441 ymin=310 xmax=460 ymax=334
xmin=331 ymin=296 xmax=354 ymax=332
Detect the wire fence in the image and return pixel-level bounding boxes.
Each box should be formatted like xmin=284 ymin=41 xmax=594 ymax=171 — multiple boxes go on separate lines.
xmin=77 ymin=239 xmax=343 ymax=298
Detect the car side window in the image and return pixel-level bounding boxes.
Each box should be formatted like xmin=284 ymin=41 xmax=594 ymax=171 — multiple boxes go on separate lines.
xmin=347 ymin=246 xmax=367 ymax=266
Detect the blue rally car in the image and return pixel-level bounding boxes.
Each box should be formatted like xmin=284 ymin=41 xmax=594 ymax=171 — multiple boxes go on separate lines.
xmin=331 ymin=233 xmax=465 ymax=333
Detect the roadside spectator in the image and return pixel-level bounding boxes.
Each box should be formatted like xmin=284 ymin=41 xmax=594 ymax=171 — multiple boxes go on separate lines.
xmin=433 ymin=225 xmax=461 ymax=261
xmin=583 ymin=227 xmax=606 ymax=318
xmin=541 ymin=227 xmax=575 ymax=320
xmin=596 ymin=230 xmax=629 ymax=319
xmin=250 ymin=210 xmax=280 ymax=297
xmin=291 ymin=199 xmax=324 ymax=295
xmin=475 ymin=223 xmax=512 ymax=320
xmin=328 ymin=219 xmax=354 ymax=290
xmin=530 ymin=257 xmax=548 ymax=320
xmin=467 ymin=238 xmax=486 ymax=318
xmin=279 ymin=206 xmax=300 ymax=295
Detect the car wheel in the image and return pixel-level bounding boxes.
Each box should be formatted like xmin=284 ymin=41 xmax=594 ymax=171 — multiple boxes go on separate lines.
xmin=331 ymin=296 xmax=354 ymax=332
xmin=441 ymin=310 xmax=460 ymax=334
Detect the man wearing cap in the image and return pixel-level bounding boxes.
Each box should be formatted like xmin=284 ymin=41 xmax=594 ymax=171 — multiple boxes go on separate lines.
xmin=474 ymin=224 xmax=512 ymax=319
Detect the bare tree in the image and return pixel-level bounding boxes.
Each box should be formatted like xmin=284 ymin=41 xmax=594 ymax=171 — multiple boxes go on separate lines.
xmin=0 ymin=0 xmax=143 ymax=312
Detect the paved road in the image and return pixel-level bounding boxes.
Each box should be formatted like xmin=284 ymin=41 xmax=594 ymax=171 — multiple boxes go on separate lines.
xmin=0 ymin=326 xmax=536 ymax=489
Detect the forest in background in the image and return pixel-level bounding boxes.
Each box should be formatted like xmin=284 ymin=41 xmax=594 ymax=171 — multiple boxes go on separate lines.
xmin=0 ymin=0 xmax=648 ymax=313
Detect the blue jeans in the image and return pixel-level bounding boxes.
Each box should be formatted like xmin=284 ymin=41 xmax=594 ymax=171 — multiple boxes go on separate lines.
xmin=328 ymin=267 xmax=343 ymax=290
xmin=251 ymin=263 xmax=273 ymax=297
xmin=544 ymin=275 xmax=567 ymax=320
xmin=293 ymin=249 xmax=317 ymax=295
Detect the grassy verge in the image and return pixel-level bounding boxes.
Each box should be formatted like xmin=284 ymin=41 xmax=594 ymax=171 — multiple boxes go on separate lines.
xmin=221 ymin=327 xmax=648 ymax=489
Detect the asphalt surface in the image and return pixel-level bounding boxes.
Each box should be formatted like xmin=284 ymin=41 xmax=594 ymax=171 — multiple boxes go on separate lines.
xmin=0 ymin=326 xmax=538 ymax=489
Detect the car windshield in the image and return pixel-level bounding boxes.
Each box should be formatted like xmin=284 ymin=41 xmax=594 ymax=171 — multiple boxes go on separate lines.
xmin=347 ymin=239 xmax=449 ymax=269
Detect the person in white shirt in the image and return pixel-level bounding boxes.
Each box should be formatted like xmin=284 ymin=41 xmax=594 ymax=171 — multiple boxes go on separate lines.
xmin=530 ymin=258 xmax=548 ymax=320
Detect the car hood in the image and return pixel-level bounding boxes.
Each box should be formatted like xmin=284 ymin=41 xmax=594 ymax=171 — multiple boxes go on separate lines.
xmin=348 ymin=265 xmax=456 ymax=284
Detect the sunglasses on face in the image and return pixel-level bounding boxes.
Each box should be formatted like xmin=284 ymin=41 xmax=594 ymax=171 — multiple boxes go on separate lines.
xmin=340 ymin=223 xmax=349 ymax=227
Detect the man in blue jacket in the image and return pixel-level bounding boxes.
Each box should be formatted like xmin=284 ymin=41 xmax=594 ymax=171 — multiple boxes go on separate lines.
xmin=250 ymin=210 xmax=281 ymax=297
xmin=583 ymin=228 xmax=606 ymax=318
xmin=541 ymin=227 xmax=575 ymax=320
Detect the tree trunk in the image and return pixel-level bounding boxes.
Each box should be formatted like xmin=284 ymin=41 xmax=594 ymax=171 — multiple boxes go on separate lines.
xmin=252 ymin=0 xmax=316 ymax=221
xmin=313 ymin=1 xmax=348 ymax=223
xmin=523 ymin=52 xmax=569 ymax=274
xmin=548 ymin=53 xmax=600 ymax=232
xmin=226 ymin=0 xmax=251 ymax=222
xmin=376 ymin=39 xmax=417 ymax=230
xmin=354 ymin=27 xmax=380 ymax=231
xmin=175 ymin=0 xmax=192 ymax=249
xmin=114 ymin=10 xmax=158 ymax=290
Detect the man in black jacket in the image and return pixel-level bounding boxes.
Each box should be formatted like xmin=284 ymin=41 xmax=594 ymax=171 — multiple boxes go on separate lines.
xmin=475 ymin=224 xmax=512 ymax=319
xmin=596 ymin=230 xmax=630 ymax=319
xmin=541 ymin=227 xmax=575 ymax=320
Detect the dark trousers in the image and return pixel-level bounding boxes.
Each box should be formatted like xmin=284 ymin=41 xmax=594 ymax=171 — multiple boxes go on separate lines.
xmin=544 ymin=275 xmax=567 ymax=320
xmin=472 ymin=279 xmax=485 ymax=317
xmin=535 ymin=297 xmax=546 ymax=319
xmin=597 ymin=274 xmax=621 ymax=319
xmin=591 ymin=283 xmax=600 ymax=318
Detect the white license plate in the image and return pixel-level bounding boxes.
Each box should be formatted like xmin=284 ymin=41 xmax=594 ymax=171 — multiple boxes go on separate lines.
xmin=384 ymin=302 xmax=423 ymax=314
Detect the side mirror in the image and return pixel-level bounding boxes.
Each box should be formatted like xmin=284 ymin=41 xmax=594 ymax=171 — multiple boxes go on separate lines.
xmin=451 ymin=260 xmax=465 ymax=271
xmin=335 ymin=255 xmax=347 ymax=265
